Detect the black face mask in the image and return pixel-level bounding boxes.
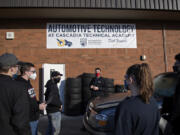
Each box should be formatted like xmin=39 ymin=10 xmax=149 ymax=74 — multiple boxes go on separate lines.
xmin=54 ymin=78 xmax=60 ymax=83
xmin=12 ymin=73 xmax=18 ymax=80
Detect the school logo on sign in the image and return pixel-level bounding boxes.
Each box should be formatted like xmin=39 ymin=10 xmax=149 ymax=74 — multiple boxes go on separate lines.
xmin=57 ymin=39 xmax=72 ymax=47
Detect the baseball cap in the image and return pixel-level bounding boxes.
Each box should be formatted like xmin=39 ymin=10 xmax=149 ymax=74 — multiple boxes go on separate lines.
xmin=51 ymin=71 xmax=63 ymax=77
xmin=0 ymin=53 xmax=19 ymax=67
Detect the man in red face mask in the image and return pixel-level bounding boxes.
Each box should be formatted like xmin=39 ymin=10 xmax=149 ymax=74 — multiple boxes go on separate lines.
xmin=89 ymin=68 xmax=105 ymax=98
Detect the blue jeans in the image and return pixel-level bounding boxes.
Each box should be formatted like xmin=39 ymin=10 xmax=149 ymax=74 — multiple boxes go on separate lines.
xmin=46 ymin=112 xmax=61 ymax=135
xmin=30 ymin=120 xmax=38 ymax=135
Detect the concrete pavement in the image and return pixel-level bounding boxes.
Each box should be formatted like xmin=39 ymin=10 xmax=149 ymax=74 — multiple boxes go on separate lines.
xmin=38 ymin=113 xmax=89 ymax=135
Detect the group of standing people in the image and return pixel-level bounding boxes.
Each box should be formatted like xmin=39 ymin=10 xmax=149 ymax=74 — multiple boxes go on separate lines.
xmin=0 ymin=53 xmax=63 ymax=135
xmin=0 ymin=51 xmax=179 ymax=135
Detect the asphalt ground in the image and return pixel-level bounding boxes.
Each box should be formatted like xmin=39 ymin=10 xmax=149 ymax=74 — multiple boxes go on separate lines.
xmin=38 ymin=113 xmax=89 ymax=135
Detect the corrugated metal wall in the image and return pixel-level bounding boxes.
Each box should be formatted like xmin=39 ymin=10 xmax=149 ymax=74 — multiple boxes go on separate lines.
xmin=0 ymin=0 xmax=180 ymax=11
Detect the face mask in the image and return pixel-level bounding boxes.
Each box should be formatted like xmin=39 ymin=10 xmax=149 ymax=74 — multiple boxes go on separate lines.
xmin=29 ymin=73 xmax=37 ymax=80
xmin=96 ymin=73 xmax=100 ymax=77
xmin=54 ymin=78 xmax=60 ymax=83
xmin=11 ymin=66 xmax=18 ymax=78
xmin=12 ymin=73 xmax=18 ymax=79
xmin=124 ymin=80 xmax=129 ymax=90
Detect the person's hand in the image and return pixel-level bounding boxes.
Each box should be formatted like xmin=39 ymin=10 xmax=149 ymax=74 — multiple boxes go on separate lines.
xmin=94 ymin=87 xmax=99 ymax=91
xmin=39 ymin=103 xmax=47 ymax=110
xmin=90 ymin=85 xmax=94 ymax=89
xmin=59 ymin=105 xmax=62 ymax=111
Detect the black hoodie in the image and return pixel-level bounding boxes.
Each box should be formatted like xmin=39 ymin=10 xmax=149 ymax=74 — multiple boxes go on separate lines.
xmin=16 ymin=76 xmax=39 ymax=121
xmin=170 ymin=72 xmax=180 ymax=134
xmin=89 ymin=77 xmax=105 ymax=97
xmin=0 ymin=74 xmax=31 ymax=135
xmin=45 ymin=79 xmax=62 ymax=114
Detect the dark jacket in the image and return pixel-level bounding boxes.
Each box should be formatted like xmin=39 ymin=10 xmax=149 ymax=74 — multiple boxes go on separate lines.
xmin=45 ymin=79 xmax=62 ymax=114
xmin=89 ymin=77 xmax=105 ymax=97
xmin=16 ymin=76 xmax=39 ymax=122
xmin=0 ymin=74 xmax=31 ymax=135
xmin=161 ymin=73 xmax=180 ymax=135
xmin=170 ymin=73 xmax=180 ymax=134
xmin=114 ymin=96 xmax=160 ymax=135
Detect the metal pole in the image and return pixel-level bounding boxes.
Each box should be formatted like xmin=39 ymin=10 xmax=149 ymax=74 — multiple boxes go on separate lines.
xmin=162 ymin=24 xmax=168 ymax=72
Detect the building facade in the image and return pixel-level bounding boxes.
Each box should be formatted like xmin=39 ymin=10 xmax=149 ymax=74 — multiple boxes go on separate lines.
xmin=0 ymin=0 xmax=180 ymax=98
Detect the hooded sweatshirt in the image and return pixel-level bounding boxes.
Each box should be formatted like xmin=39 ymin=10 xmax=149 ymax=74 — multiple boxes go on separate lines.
xmin=0 ymin=74 xmax=31 ymax=135
xmin=45 ymin=79 xmax=62 ymax=114
xmin=16 ymin=76 xmax=39 ymax=121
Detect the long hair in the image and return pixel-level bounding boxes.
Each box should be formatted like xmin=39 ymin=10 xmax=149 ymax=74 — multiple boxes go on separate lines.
xmin=126 ymin=63 xmax=154 ymax=103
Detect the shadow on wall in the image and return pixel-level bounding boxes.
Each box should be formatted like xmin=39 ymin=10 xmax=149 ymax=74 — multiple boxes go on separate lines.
xmin=2 ymin=19 xmax=180 ymax=31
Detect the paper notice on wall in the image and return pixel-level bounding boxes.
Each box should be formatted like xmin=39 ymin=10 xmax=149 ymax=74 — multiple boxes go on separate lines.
xmin=46 ymin=23 xmax=137 ymax=49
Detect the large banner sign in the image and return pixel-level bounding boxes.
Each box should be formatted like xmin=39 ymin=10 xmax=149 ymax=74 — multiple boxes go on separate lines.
xmin=47 ymin=23 xmax=136 ymax=49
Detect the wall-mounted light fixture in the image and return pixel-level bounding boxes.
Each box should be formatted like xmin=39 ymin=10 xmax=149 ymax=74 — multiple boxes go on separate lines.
xmin=140 ymin=55 xmax=146 ymax=61
xmin=6 ymin=32 xmax=14 ymax=40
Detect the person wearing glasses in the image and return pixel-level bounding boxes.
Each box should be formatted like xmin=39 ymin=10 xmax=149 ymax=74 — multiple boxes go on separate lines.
xmin=0 ymin=53 xmax=31 ymax=135
xmin=16 ymin=62 xmax=46 ymax=135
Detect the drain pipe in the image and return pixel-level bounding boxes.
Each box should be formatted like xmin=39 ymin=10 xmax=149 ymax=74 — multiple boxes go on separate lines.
xmin=162 ymin=24 xmax=168 ymax=72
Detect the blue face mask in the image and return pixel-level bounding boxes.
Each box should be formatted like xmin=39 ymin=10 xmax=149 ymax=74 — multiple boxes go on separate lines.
xmin=124 ymin=80 xmax=129 ymax=90
xmin=12 ymin=73 xmax=18 ymax=79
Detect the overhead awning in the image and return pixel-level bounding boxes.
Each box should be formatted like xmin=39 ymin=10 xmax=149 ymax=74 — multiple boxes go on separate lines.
xmin=0 ymin=8 xmax=180 ymax=21
xmin=0 ymin=0 xmax=180 ymax=11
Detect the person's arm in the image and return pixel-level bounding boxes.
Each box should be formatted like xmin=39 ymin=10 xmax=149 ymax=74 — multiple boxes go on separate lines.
xmin=11 ymin=85 xmax=31 ymax=135
xmin=39 ymin=102 xmax=47 ymax=111
xmin=114 ymin=103 xmax=132 ymax=135
xmin=36 ymin=98 xmax=46 ymax=111
xmin=31 ymin=88 xmax=46 ymax=111
xmin=89 ymin=78 xmax=95 ymax=91
xmin=45 ymin=88 xmax=50 ymax=102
